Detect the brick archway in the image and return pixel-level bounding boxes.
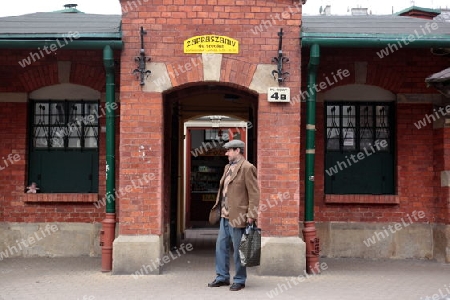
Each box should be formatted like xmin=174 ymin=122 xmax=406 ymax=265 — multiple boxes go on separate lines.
xmin=162 ymin=83 xmax=259 ymax=249
xmin=115 ymin=0 xmax=304 ymax=275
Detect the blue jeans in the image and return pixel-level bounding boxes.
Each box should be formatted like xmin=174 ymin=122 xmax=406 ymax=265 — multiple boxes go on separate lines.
xmin=214 ymin=217 xmax=246 ymax=284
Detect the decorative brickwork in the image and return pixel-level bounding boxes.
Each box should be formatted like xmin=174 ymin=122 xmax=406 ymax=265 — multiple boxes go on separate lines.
xmin=118 ymin=0 xmax=303 ymax=236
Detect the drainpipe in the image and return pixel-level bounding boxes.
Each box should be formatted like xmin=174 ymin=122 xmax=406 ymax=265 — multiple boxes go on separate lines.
xmin=302 ymin=43 xmax=320 ymax=275
xmin=101 ymin=45 xmax=116 ymax=272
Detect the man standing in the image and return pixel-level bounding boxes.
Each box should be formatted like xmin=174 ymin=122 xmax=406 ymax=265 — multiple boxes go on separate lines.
xmin=207 ymin=139 xmax=260 ymax=291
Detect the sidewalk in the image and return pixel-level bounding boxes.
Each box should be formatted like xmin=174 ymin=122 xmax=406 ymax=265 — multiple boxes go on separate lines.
xmin=1 ymin=229 xmax=449 ymax=300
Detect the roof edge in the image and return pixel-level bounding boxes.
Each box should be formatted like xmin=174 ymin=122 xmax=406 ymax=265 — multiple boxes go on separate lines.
xmin=301 ymin=32 xmax=450 ymax=48
xmin=0 ymin=39 xmax=123 ymax=50
xmin=395 ymin=6 xmax=441 ymax=16
xmin=0 ymin=33 xmax=122 ymax=39
xmin=0 ymin=32 xmax=122 ymax=40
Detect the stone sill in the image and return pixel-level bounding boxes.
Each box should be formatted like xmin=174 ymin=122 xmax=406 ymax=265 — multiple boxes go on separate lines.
xmin=325 ymin=194 xmax=399 ymax=204
xmin=24 ymin=193 xmax=99 ymax=203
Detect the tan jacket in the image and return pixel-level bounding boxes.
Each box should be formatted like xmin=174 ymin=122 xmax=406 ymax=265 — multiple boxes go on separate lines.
xmin=212 ymin=159 xmax=260 ymax=228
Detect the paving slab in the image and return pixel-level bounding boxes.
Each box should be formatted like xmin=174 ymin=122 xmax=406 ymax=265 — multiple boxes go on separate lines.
xmin=0 ymin=229 xmax=449 ymax=300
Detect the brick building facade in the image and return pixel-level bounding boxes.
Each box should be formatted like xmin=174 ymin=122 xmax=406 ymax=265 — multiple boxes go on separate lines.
xmin=0 ymin=13 xmax=122 ymax=258
xmin=0 ymin=2 xmax=449 ymax=276
xmin=113 ymin=0 xmax=304 ymax=274
xmin=301 ymin=16 xmax=450 ymax=261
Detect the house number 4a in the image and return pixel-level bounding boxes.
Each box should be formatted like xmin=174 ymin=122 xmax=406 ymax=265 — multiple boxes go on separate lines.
xmin=268 ymin=87 xmax=290 ymax=102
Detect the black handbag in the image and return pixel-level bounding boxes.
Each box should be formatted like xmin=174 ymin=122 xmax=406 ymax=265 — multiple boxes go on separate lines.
xmin=238 ymin=223 xmax=261 ymax=267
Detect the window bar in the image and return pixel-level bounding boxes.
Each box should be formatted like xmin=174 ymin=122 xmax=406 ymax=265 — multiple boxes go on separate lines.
xmin=355 ymin=105 xmax=360 ymax=151
xmin=343 ymin=106 xmax=355 ymax=151
xmin=376 ymin=106 xmax=384 ymax=138
xmin=376 ymin=106 xmax=390 ymax=148
xmin=379 ymin=106 xmax=386 ymax=127
xmin=71 ymin=103 xmax=83 ymax=149
xmin=51 ymin=102 xmax=65 ymax=148
xmin=62 ymin=101 xmax=68 ymax=149
xmin=327 ymin=105 xmax=339 ymax=150
xmin=45 ymin=103 xmax=51 ymax=149
xmin=339 ymin=105 xmax=343 ymax=150
xmin=85 ymin=103 xmax=92 ymax=148
xmin=89 ymin=103 xmax=99 ymax=148
xmin=359 ymin=105 xmax=372 ymax=151
xmin=34 ymin=104 xmax=48 ymax=149
xmin=81 ymin=101 xmax=85 ymax=149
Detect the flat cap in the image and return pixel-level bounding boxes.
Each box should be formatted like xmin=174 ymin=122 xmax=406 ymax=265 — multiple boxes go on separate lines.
xmin=223 ymin=139 xmax=245 ymax=149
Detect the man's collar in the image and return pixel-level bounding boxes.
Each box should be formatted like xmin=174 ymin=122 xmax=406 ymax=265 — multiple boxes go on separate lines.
xmin=229 ymin=156 xmax=243 ymax=165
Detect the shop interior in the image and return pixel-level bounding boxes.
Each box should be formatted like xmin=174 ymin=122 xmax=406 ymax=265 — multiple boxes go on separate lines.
xmin=184 ymin=116 xmax=247 ymax=228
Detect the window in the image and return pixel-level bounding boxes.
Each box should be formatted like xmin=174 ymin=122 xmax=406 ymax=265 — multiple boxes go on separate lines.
xmin=325 ymin=102 xmax=394 ymax=195
xmin=28 ymin=100 xmax=99 ymax=193
xmin=204 ymin=129 xmax=221 ymax=141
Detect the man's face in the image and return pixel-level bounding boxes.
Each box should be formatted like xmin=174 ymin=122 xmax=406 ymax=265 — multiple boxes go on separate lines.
xmin=225 ymin=148 xmax=240 ymax=162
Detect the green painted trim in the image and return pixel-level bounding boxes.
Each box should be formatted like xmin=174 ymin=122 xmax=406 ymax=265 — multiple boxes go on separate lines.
xmin=304 ymin=44 xmax=320 ymax=222
xmin=302 ymin=32 xmax=450 ymax=39
xmin=301 ymin=32 xmax=450 ymax=48
xmin=0 ymin=33 xmax=121 ymax=39
xmin=0 ymin=39 xmax=123 ymax=49
xmin=103 ymin=45 xmax=116 ymax=214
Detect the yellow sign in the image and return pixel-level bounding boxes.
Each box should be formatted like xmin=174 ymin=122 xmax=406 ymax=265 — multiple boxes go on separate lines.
xmin=184 ymin=35 xmax=239 ymax=54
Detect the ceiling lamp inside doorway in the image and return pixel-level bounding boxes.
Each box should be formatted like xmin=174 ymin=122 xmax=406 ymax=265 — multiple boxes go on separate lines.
xmin=209 ymin=115 xmax=226 ymax=127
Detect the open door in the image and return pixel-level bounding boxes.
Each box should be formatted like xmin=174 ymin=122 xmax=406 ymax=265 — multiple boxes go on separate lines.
xmin=184 ymin=122 xmax=247 ymax=229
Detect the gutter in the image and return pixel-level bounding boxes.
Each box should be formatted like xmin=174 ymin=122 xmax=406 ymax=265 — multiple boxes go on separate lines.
xmin=0 ymin=39 xmax=123 ymax=49
xmin=301 ymin=33 xmax=450 ymax=48
xmin=0 ymin=33 xmax=122 ymax=39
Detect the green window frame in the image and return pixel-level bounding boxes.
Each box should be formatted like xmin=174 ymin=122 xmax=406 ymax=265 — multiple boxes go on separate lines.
xmin=324 ymin=102 xmax=395 ymax=195
xmin=28 ymin=100 xmax=99 ymax=193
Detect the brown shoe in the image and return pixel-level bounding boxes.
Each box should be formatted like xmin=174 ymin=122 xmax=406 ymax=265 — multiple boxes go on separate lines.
xmin=229 ymin=283 xmax=245 ymax=291
xmin=208 ymin=279 xmax=230 ymax=287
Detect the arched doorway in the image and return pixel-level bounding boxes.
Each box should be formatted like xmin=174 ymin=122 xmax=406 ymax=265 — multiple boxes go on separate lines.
xmin=163 ymin=83 xmax=258 ymax=250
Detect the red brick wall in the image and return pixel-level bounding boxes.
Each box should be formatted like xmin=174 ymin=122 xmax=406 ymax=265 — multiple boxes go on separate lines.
xmin=0 ymin=102 xmax=121 ymax=223
xmin=301 ymin=48 xmax=447 ymax=94
xmin=116 ymin=92 xmax=164 ymax=235
xmin=0 ymin=49 xmax=119 ymax=93
xmin=258 ymin=93 xmax=302 ymax=237
xmin=0 ymin=48 xmax=121 ymax=223
xmin=0 ymin=103 xmax=27 ymax=221
xmin=119 ymin=0 xmax=303 ymax=236
xmin=300 ymin=103 xmax=438 ymax=224
xmin=300 ymin=46 xmax=449 ymax=224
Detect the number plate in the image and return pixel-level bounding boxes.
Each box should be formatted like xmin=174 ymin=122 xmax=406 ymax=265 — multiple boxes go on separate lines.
xmin=268 ymin=87 xmax=290 ymax=102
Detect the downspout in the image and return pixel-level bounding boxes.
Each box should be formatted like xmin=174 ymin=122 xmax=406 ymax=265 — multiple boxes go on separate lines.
xmin=101 ymin=45 xmax=116 ymax=272
xmin=302 ymin=43 xmax=320 ymax=275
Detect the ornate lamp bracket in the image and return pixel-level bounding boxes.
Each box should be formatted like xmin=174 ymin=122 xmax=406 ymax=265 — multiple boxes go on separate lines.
xmin=271 ymin=28 xmax=290 ymax=84
xmin=133 ymin=26 xmax=151 ymax=86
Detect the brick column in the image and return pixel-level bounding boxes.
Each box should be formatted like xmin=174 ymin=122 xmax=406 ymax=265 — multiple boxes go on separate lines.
xmin=257 ymin=92 xmax=305 ymax=275
xmin=112 ymin=89 xmax=165 ymax=274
